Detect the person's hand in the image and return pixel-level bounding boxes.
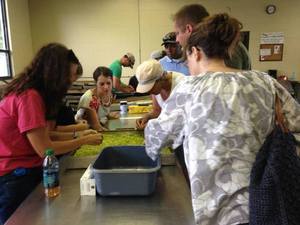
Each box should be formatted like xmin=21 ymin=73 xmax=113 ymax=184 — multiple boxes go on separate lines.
xmin=128 ymin=85 xmax=135 ymax=92
xmin=97 ymin=125 xmax=108 ymax=132
xmin=136 ymin=117 xmax=149 ymax=130
xmin=77 ymin=119 xmax=88 ymax=124
xmin=125 ymin=85 xmax=135 ymax=93
xmin=109 ymin=111 xmax=120 ymax=119
xmin=84 ymin=133 xmax=103 ymax=145
xmin=75 ymin=119 xmax=89 ymax=129
xmin=78 ymin=129 xmax=97 ymax=137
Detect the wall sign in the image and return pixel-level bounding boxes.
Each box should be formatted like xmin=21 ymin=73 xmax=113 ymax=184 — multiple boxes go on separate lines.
xmin=259 ymin=32 xmax=284 ymax=61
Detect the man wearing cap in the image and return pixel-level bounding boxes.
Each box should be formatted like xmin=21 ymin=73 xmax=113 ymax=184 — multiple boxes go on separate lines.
xmin=135 ymin=59 xmax=184 ymax=130
xmin=159 ymin=32 xmax=189 ymax=75
xmin=128 ymin=50 xmax=167 ymax=91
xmin=109 ymin=53 xmax=135 ymax=93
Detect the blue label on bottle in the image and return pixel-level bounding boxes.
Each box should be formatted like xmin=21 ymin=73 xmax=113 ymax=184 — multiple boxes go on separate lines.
xmin=43 ymin=170 xmax=59 ymax=188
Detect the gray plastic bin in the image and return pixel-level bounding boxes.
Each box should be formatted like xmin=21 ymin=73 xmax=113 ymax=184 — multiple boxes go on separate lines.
xmin=92 ymin=146 xmax=161 ymax=196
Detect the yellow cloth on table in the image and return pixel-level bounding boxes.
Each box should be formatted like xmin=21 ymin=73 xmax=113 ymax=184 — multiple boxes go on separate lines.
xmin=128 ymin=105 xmax=152 ymax=114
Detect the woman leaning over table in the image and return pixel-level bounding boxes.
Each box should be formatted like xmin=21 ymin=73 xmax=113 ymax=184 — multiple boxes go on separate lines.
xmin=135 ymin=59 xmax=184 ymax=130
xmin=48 ymin=62 xmax=98 ymax=141
xmin=144 ymin=14 xmax=300 ymax=225
xmin=0 ymin=43 xmax=103 ymax=225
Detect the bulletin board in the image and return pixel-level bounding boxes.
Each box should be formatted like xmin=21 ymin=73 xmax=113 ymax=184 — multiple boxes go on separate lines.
xmin=259 ymin=44 xmax=284 ymax=61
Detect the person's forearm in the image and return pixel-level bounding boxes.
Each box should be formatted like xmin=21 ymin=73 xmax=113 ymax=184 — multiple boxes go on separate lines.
xmin=49 ymin=131 xmax=73 ymax=141
xmin=52 ymin=137 xmax=86 ymax=155
xmin=143 ymin=112 xmax=155 ymax=121
xmin=93 ymin=124 xmax=102 ymax=131
xmin=27 ymin=131 xmax=86 ymax=157
xmin=90 ymin=121 xmax=103 ymax=131
xmin=120 ymin=81 xmax=127 ymax=87
xmin=114 ymin=80 xmax=123 ymax=91
xmin=149 ymin=110 xmax=161 ymax=119
xmin=85 ymin=109 xmax=104 ymax=131
xmin=118 ymin=85 xmax=132 ymax=93
xmin=55 ymin=123 xmax=88 ymax=132
xmin=114 ymin=80 xmax=132 ymax=93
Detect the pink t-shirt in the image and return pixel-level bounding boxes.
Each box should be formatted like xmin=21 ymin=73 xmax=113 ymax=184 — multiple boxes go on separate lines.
xmin=0 ymin=89 xmax=46 ymax=176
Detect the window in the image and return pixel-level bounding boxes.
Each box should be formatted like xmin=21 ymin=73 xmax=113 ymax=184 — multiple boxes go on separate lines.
xmin=0 ymin=0 xmax=11 ymax=80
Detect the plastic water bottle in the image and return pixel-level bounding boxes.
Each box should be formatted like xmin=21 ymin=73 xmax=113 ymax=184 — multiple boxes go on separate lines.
xmin=43 ymin=149 xmax=60 ymax=197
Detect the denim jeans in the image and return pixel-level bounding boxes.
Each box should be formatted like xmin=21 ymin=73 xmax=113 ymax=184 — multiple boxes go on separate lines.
xmin=0 ymin=167 xmax=42 ymax=225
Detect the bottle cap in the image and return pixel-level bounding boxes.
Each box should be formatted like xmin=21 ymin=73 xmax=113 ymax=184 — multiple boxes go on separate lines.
xmin=45 ymin=148 xmax=54 ymax=156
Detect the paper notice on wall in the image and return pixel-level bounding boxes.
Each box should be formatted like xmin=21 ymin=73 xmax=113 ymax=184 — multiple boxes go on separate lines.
xmin=260 ymin=48 xmax=271 ymax=56
xmin=274 ymin=45 xmax=281 ymax=54
xmin=260 ymin=32 xmax=284 ymax=44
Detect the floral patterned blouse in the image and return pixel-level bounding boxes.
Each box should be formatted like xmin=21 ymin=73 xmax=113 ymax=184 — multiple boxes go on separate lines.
xmin=144 ymin=71 xmax=300 ymax=225
xmin=76 ymin=89 xmax=112 ymax=124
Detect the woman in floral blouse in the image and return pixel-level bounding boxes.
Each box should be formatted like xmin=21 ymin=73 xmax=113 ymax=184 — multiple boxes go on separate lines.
xmin=144 ymin=13 xmax=300 ymax=225
xmin=75 ymin=66 xmax=118 ymax=131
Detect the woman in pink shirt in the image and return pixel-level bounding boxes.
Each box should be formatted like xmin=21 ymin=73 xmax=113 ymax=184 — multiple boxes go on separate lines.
xmin=0 ymin=43 xmax=102 ymax=224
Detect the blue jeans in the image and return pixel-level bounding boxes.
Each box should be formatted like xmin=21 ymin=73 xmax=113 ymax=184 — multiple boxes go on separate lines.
xmin=0 ymin=167 xmax=42 ymax=225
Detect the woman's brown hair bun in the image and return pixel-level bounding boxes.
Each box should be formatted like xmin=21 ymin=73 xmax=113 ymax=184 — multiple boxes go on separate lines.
xmin=186 ymin=13 xmax=242 ymax=59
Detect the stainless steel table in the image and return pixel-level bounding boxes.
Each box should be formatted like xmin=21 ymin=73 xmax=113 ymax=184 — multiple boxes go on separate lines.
xmin=107 ymin=113 xmax=144 ymax=131
xmin=6 ymin=161 xmax=195 ymax=225
xmin=108 ymin=98 xmax=152 ymax=131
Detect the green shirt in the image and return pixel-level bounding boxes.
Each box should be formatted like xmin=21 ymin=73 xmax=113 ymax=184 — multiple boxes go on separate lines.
xmin=109 ymin=59 xmax=122 ymax=79
xmin=225 ymin=42 xmax=251 ymax=70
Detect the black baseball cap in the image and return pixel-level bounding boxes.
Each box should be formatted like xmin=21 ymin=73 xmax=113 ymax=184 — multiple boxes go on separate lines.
xmin=161 ymin=32 xmax=177 ymax=46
